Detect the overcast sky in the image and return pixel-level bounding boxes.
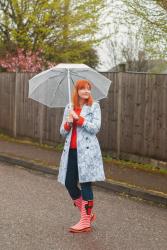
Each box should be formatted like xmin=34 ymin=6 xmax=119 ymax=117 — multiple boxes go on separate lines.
xmin=96 ymin=0 xmax=167 ymax=71
xmin=95 ymin=0 xmax=131 ymax=71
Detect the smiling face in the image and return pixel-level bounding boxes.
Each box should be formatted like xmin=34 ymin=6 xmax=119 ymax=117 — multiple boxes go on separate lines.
xmin=78 ymin=84 xmax=91 ymax=100
xmin=72 ymin=79 xmax=93 ymax=108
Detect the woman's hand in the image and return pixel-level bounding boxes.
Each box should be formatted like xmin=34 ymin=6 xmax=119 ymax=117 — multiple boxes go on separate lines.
xmin=66 ymin=110 xmax=79 ymax=126
xmin=66 ymin=113 xmax=74 ymax=124
xmin=70 ymin=110 xmax=79 ymax=120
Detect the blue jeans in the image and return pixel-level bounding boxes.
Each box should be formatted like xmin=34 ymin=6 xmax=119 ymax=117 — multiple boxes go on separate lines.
xmin=65 ymin=148 xmax=93 ymax=201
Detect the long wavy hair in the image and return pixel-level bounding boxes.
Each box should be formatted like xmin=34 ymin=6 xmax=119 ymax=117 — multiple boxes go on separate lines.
xmin=72 ymin=79 xmax=94 ymax=108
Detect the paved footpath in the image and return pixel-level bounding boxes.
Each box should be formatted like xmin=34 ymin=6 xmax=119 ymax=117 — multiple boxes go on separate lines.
xmin=0 ymin=162 xmax=167 ymax=250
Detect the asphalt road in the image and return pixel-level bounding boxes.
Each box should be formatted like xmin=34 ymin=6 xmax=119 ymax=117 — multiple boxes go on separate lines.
xmin=0 ymin=162 xmax=167 ymax=250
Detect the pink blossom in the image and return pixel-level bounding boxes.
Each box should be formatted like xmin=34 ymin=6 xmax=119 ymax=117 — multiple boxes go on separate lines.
xmin=0 ymin=48 xmax=56 ymax=72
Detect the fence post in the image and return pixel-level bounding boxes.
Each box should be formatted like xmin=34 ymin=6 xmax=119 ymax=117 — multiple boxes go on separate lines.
xmin=13 ymin=68 xmax=19 ymax=137
xmin=39 ymin=105 xmax=44 ymax=144
xmin=116 ymin=64 xmax=125 ymax=159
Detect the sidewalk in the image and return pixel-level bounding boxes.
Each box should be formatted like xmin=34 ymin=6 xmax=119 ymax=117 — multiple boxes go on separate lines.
xmin=0 ymin=138 xmax=167 ymax=206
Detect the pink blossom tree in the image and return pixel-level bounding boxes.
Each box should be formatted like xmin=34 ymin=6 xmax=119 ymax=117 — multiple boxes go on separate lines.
xmin=0 ymin=48 xmax=55 ymax=72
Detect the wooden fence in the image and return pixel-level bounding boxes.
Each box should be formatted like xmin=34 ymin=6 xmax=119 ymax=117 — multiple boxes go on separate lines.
xmin=0 ymin=71 xmax=167 ymax=161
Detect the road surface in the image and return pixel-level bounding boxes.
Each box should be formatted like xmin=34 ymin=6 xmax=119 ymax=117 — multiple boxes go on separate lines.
xmin=0 ymin=162 xmax=167 ymax=250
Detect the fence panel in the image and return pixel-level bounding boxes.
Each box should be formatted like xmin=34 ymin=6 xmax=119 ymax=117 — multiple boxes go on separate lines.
xmin=0 ymin=71 xmax=167 ymax=161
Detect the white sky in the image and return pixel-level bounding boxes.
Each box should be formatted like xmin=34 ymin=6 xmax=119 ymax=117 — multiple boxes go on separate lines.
xmin=96 ymin=0 xmax=167 ymax=71
xmin=95 ymin=0 xmax=142 ymax=71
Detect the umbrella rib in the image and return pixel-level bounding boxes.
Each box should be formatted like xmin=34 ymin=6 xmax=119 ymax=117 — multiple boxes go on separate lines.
xmin=50 ymin=69 xmax=64 ymax=73
xmin=70 ymin=75 xmax=75 ymax=87
xmin=50 ymin=73 xmax=67 ymax=106
xmin=29 ymin=71 xmax=65 ymax=94
xmin=71 ymin=69 xmax=91 ymax=73
xmin=46 ymin=71 xmax=64 ymax=80
xmin=70 ymin=71 xmax=88 ymax=80
xmin=32 ymin=69 xmax=64 ymax=80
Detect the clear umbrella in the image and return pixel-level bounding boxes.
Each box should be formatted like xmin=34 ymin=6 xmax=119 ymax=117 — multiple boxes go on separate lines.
xmin=28 ymin=63 xmax=112 ymax=108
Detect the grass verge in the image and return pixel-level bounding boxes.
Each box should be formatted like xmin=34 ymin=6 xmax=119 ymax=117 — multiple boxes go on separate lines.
xmin=0 ymin=132 xmax=167 ymax=175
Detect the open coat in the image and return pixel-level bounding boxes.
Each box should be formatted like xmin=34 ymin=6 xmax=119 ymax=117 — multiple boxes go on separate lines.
xmin=57 ymin=101 xmax=105 ymax=185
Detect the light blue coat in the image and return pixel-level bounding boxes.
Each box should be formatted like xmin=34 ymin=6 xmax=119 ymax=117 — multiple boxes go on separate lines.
xmin=57 ymin=101 xmax=106 ymax=185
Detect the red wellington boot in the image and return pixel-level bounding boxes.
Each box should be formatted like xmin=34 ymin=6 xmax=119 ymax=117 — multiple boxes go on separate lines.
xmin=73 ymin=196 xmax=96 ymax=223
xmin=69 ymin=200 xmax=94 ymax=233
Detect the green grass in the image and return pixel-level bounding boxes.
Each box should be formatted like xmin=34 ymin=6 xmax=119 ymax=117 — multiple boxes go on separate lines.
xmin=102 ymin=153 xmax=167 ymax=175
xmin=0 ymin=131 xmax=64 ymax=152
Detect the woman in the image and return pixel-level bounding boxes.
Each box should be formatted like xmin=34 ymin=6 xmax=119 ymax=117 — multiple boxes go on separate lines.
xmin=58 ymin=79 xmax=105 ymax=233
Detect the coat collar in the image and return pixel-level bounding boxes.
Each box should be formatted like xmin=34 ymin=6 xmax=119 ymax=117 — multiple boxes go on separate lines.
xmin=80 ymin=104 xmax=89 ymax=116
xmin=80 ymin=102 xmax=95 ymax=116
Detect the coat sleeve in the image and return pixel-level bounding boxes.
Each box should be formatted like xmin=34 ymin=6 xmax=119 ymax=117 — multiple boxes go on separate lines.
xmin=82 ymin=102 xmax=101 ymax=135
xmin=60 ymin=104 xmax=71 ymax=138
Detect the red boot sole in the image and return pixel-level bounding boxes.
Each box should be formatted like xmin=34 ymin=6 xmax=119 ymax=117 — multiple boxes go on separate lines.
xmin=69 ymin=227 xmax=92 ymax=233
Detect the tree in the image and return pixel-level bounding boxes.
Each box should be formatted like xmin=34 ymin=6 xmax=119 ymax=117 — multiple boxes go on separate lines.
xmin=155 ymin=0 xmax=167 ymax=11
xmin=121 ymin=0 xmax=167 ymax=59
xmin=0 ymin=0 xmax=107 ymax=67
xmin=0 ymin=48 xmax=54 ymax=72
xmin=101 ymin=23 xmax=148 ymax=72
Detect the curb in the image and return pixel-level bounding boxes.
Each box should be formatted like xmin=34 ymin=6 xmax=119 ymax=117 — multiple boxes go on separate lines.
xmin=94 ymin=181 xmax=167 ymax=207
xmin=0 ymin=154 xmax=167 ymax=207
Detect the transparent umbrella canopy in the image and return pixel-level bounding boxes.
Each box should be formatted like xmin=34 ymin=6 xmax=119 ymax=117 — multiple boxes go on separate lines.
xmin=28 ymin=63 xmax=112 ymax=108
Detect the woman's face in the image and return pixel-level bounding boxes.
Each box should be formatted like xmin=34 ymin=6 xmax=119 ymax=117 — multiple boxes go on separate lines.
xmin=78 ymin=84 xmax=91 ymax=100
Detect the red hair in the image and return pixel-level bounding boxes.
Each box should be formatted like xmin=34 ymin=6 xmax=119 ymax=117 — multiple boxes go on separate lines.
xmin=72 ymin=79 xmax=94 ymax=108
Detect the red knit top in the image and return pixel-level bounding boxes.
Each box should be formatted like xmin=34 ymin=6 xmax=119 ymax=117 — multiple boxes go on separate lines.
xmin=64 ymin=107 xmax=85 ymax=148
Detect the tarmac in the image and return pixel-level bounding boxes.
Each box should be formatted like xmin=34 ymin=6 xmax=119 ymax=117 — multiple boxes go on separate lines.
xmin=0 ymin=139 xmax=167 ymax=207
xmin=1 ymin=161 xmax=167 ymax=250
